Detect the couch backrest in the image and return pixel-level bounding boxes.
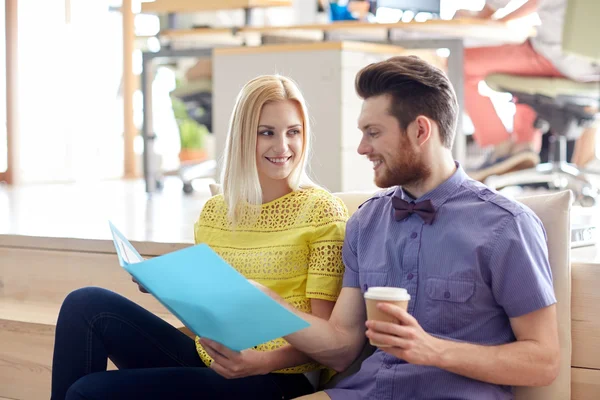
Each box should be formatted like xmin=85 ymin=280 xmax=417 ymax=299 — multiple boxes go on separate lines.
xmin=332 ymin=191 xmax=376 ymax=216
xmin=513 ymin=191 xmax=572 ymax=400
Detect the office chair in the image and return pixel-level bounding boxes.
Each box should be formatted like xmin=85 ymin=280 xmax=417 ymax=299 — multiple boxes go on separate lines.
xmin=482 ymin=0 xmax=600 ymax=206
xmin=169 ymin=62 xmax=217 ymax=194
xmin=483 ymin=75 xmax=599 ymax=206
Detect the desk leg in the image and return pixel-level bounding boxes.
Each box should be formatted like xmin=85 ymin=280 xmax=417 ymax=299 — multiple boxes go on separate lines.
xmin=447 ymin=39 xmax=466 ymax=164
xmin=244 ymin=8 xmax=252 ymax=26
xmin=141 ymin=55 xmax=157 ymax=194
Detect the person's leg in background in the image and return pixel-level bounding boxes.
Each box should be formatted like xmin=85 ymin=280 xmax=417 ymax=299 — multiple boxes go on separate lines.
xmin=465 ymin=41 xmax=564 ymax=181
xmin=571 ymin=123 xmax=599 ymax=168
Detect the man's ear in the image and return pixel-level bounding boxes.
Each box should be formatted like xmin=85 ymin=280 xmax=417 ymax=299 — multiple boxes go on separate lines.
xmin=414 ymin=115 xmax=433 ymax=146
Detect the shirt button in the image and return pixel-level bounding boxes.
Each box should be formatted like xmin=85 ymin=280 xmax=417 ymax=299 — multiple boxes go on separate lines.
xmin=407 ymin=273 xmax=414 ymax=280
xmin=385 ymin=363 xmax=392 ymax=369
xmin=410 ymin=232 xmax=418 ymax=239
xmin=444 ymin=291 xmax=451 ymax=299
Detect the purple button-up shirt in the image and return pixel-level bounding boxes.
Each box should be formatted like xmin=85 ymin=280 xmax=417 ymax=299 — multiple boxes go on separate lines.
xmin=326 ymin=164 xmax=556 ymax=400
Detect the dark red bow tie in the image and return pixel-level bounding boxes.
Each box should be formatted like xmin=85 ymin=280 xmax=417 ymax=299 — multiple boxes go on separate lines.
xmin=392 ymin=196 xmax=436 ymax=225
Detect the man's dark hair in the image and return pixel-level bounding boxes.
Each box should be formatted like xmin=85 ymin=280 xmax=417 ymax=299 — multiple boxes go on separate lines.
xmin=355 ymin=55 xmax=458 ymax=149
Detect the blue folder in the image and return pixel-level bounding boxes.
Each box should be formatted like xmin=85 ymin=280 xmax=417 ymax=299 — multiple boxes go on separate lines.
xmin=108 ymin=222 xmax=310 ymax=352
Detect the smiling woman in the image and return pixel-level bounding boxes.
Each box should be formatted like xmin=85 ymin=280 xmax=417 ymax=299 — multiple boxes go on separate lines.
xmin=221 ymin=75 xmax=314 ymax=224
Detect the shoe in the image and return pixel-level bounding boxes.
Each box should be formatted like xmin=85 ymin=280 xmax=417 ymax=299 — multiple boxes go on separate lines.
xmin=468 ymin=150 xmax=541 ymax=182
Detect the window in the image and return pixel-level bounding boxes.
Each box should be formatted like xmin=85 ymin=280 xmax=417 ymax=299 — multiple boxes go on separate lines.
xmin=0 ymin=0 xmax=7 ymax=174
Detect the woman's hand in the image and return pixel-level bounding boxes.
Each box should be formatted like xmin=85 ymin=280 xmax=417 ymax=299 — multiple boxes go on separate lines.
xmin=200 ymin=338 xmax=272 ymax=379
xmin=131 ymin=277 xmax=149 ymax=293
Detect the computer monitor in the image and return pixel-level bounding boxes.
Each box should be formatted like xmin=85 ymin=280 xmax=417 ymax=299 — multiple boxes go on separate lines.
xmin=376 ymin=0 xmax=441 ymax=15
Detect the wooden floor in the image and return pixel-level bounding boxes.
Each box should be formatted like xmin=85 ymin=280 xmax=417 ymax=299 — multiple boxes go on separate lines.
xmin=0 ymin=177 xmax=213 ymax=244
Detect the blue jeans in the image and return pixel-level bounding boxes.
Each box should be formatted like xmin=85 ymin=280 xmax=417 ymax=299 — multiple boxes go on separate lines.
xmin=51 ymin=287 xmax=313 ymax=400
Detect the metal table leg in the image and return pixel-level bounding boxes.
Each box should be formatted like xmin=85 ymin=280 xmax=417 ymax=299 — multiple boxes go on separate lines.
xmin=141 ymin=53 xmax=156 ymax=194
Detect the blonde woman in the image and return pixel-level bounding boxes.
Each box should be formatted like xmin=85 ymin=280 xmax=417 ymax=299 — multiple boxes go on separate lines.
xmin=50 ymin=75 xmax=349 ymax=400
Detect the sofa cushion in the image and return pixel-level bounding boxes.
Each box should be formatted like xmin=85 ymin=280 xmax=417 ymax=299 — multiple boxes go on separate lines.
xmin=514 ymin=191 xmax=572 ymax=400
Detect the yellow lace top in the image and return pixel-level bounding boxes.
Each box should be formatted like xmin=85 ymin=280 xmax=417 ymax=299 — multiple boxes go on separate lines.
xmin=193 ymin=187 xmax=348 ymax=374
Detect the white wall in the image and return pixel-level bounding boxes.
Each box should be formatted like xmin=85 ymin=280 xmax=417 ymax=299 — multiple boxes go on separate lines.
xmin=213 ymin=48 xmax=343 ymax=191
xmin=212 ymin=45 xmax=399 ymax=193
xmin=0 ymin=0 xmax=6 ymax=174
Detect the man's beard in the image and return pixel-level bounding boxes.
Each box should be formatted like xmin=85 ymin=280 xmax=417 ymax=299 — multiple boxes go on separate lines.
xmin=374 ymin=147 xmax=431 ymax=189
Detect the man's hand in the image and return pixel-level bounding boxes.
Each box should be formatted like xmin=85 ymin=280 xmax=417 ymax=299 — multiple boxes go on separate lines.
xmin=365 ymin=303 xmax=443 ymax=366
xmin=200 ymin=338 xmax=271 ymax=379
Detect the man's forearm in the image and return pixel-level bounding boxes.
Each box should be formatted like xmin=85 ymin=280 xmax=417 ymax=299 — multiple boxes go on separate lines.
xmin=255 ymin=283 xmax=365 ymax=372
xmin=436 ymin=337 xmax=559 ymax=386
xmin=284 ymin=311 xmax=362 ymax=372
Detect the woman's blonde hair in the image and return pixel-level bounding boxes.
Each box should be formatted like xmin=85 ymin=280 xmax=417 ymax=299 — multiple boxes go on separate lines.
xmin=221 ymin=75 xmax=313 ymax=224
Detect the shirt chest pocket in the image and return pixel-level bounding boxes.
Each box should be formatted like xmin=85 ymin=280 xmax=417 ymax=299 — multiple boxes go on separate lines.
xmin=423 ymin=277 xmax=476 ymax=335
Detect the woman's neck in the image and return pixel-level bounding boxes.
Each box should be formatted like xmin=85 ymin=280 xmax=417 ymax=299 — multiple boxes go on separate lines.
xmin=260 ymin=179 xmax=294 ymax=204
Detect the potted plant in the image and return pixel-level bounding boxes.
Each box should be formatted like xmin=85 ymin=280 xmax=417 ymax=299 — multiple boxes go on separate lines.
xmin=171 ymin=96 xmax=209 ymax=163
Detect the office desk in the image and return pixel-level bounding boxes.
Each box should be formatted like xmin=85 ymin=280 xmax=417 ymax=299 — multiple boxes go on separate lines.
xmin=161 ymin=19 xmax=532 ymax=45
xmin=141 ymin=19 xmax=534 ymax=192
xmin=141 ymin=0 xmax=292 ymax=13
xmin=140 ymin=0 xmax=293 ymax=25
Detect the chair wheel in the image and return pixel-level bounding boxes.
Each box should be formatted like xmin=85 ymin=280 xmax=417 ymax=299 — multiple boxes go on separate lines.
xmin=534 ymin=118 xmax=550 ymax=134
xmin=183 ymin=182 xmax=194 ymax=194
xmin=578 ymin=194 xmax=596 ymax=207
xmin=578 ymin=185 xmax=599 ymax=207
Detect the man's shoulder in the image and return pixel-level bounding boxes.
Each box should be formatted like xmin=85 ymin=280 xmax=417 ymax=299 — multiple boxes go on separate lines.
xmin=356 ymin=188 xmax=395 ymax=211
xmin=461 ymin=179 xmax=532 ymax=218
xmin=343 ymin=188 xmax=394 ymax=230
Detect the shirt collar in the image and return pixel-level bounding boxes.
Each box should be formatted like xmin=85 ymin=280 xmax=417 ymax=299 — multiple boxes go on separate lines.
xmin=392 ymin=162 xmax=467 ymax=211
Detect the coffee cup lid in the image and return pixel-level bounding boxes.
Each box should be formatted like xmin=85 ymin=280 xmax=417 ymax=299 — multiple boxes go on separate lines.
xmin=364 ymin=287 xmax=410 ymax=301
